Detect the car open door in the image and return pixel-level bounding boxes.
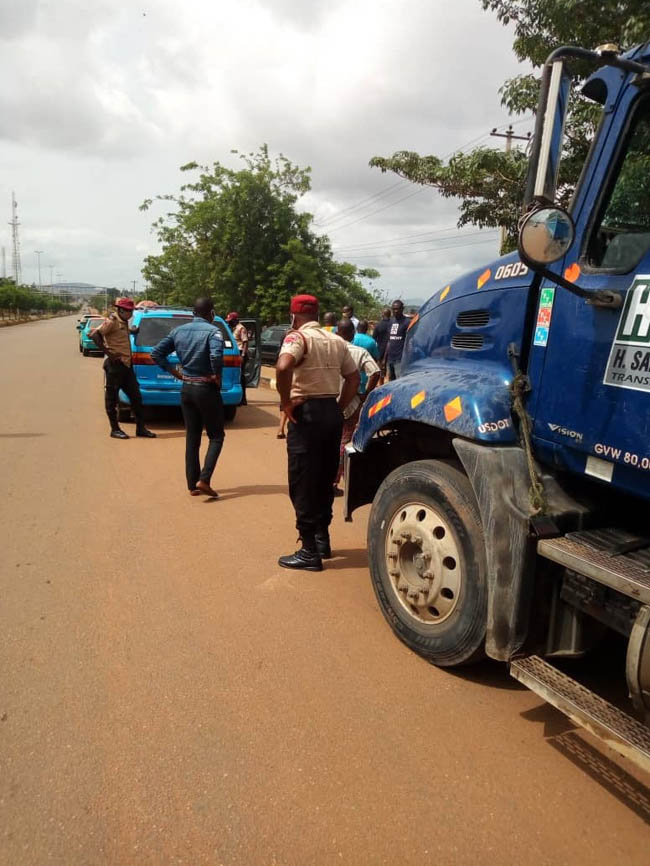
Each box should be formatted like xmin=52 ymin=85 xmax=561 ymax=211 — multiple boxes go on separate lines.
xmin=240 ymin=318 xmax=261 ymax=388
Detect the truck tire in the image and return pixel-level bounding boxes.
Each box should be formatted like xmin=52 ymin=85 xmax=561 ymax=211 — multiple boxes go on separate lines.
xmin=223 ymin=405 xmax=237 ymax=422
xmin=368 ymin=459 xmax=487 ymax=667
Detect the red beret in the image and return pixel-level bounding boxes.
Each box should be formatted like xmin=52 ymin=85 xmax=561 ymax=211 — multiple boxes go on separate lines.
xmin=290 ymin=294 xmax=319 ymax=314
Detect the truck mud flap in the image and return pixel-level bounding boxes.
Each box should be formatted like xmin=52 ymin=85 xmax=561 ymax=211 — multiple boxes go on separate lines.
xmin=453 ymin=440 xmax=536 ymax=660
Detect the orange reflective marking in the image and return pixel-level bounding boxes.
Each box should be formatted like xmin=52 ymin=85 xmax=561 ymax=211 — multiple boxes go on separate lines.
xmin=477 ymin=269 xmax=491 ymax=289
xmin=440 ymin=285 xmax=451 ymax=301
xmin=444 ymin=396 xmax=463 ymax=423
xmin=564 ymin=262 xmax=581 ymax=283
xmin=368 ymin=393 xmax=392 ymax=418
xmin=411 ymin=390 xmax=426 ymax=408
xmin=407 ymin=313 xmax=419 ymax=331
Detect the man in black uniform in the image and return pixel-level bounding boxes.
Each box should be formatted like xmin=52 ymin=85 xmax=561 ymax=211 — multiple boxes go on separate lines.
xmin=276 ymin=294 xmax=360 ymax=571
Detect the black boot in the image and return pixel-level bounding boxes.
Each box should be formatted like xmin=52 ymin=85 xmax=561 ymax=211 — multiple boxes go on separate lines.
xmin=136 ymin=426 xmax=156 ymax=438
xmin=279 ymin=536 xmax=323 ymax=572
xmin=110 ymin=427 xmax=129 ymax=439
xmin=315 ymin=528 xmax=332 ymax=559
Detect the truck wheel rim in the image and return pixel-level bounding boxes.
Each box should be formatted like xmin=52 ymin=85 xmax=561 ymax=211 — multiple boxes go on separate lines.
xmin=385 ymin=501 xmax=461 ymax=624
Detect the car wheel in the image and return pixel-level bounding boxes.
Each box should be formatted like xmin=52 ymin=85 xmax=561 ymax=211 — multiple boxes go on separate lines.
xmin=223 ymin=405 xmax=237 ymax=422
xmin=79 ymin=341 xmax=83 ymax=353
xmin=82 ymin=347 xmax=90 ymax=356
xmin=367 ymin=459 xmax=487 ymax=667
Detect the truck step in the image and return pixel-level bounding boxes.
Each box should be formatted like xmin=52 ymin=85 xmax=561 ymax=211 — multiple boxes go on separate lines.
xmin=510 ymin=655 xmax=650 ymax=775
xmin=538 ymin=529 xmax=650 ymax=604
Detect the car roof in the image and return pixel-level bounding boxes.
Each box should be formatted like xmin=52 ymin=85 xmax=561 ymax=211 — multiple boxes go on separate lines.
xmin=134 ymin=307 xmax=193 ymax=317
xmin=132 ymin=307 xmax=232 ymax=326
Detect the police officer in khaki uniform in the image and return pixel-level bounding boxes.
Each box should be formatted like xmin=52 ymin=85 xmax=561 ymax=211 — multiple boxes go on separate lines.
xmin=276 ymin=294 xmax=360 ymax=571
xmin=90 ymin=297 xmax=156 ymax=440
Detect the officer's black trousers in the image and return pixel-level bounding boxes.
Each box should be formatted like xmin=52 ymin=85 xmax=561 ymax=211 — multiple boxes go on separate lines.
xmin=287 ymin=398 xmax=343 ymax=541
xmin=103 ymin=359 xmax=145 ymax=429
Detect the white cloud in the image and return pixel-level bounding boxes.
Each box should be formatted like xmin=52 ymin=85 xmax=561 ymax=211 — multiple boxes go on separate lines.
xmin=0 ymin=0 xmax=529 ymax=300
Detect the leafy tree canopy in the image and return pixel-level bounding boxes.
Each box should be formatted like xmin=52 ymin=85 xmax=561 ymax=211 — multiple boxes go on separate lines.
xmin=141 ymin=145 xmax=380 ymax=323
xmin=370 ymin=1 xmax=650 ymax=251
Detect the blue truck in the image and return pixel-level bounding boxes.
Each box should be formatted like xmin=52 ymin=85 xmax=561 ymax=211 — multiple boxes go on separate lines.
xmin=345 ymin=42 xmax=650 ymax=771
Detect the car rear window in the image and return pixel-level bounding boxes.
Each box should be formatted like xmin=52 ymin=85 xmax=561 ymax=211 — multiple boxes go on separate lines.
xmin=87 ymin=319 xmax=104 ymax=327
xmin=135 ymin=316 xmax=233 ymax=347
xmin=135 ymin=316 xmax=193 ymax=345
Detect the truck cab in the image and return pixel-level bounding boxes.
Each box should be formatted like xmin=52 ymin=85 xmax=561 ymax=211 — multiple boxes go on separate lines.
xmin=345 ymin=42 xmax=650 ymax=770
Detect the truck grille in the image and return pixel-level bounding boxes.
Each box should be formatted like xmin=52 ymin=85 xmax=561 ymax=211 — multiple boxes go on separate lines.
xmin=451 ymin=334 xmax=484 ymax=350
xmin=456 ymin=310 xmax=490 ymax=327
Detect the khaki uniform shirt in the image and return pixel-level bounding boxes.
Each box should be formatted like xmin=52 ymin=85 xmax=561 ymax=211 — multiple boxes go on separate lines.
xmin=343 ymin=342 xmax=380 ymax=419
xmin=95 ymin=313 xmax=132 ymax=366
xmin=279 ymin=321 xmax=357 ymax=402
xmin=232 ymin=323 xmax=249 ymax=354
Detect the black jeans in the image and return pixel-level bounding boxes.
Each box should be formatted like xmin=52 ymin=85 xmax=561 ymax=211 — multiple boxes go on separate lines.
xmin=181 ymin=382 xmax=225 ymax=490
xmin=103 ymin=359 xmax=145 ymax=429
xmin=287 ymin=398 xmax=343 ymax=540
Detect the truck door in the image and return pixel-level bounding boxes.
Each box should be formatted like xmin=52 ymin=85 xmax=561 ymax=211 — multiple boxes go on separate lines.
xmin=240 ymin=318 xmax=261 ymax=388
xmin=530 ymin=89 xmax=650 ymax=499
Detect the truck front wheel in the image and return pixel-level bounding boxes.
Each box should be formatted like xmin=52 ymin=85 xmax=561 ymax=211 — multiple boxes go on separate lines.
xmin=368 ymin=459 xmax=487 ymax=667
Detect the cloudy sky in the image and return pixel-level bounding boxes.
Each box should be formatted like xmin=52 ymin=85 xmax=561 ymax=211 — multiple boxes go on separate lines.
xmin=0 ymin=0 xmax=530 ymax=304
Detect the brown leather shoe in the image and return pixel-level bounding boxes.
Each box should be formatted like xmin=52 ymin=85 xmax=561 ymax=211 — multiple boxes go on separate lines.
xmin=196 ymin=481 xmax=219 ymax=498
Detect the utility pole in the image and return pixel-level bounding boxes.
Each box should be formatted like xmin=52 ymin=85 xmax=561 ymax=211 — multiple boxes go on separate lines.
xmin=47 ymin=265 xmax=54 ymax=290
xmin=9 ymin=192 xmax=22 ymax=285
xmin=1 ymin=247 xmax=6 ymax=279
xmin=34 ymin=250 xmax=44 ymax=290
xmin=131 ymin=280 xmax=137 ymax=295
xmin=490 ymin=125 xmax=531 ymax=252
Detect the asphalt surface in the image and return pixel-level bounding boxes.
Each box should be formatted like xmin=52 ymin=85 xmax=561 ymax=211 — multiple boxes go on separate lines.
xmin=1 ymin=316 xmax=649 ymax=865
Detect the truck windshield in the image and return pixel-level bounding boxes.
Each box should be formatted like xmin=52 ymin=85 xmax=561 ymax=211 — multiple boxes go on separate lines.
xmin=586 ymin=97 xmax=650 ymax=271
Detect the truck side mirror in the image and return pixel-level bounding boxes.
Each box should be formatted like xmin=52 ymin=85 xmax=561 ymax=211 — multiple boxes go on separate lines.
xmin=519 ymin=206 xmax=575 ymax=265
xmin=518 ymin=204 xmax=622 ymax=309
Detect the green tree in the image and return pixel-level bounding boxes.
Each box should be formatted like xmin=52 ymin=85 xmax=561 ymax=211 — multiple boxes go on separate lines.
xmin=141 ymin=145 xmax=380 ymax=322
xmin=370 ymin=1 xmax=650 ymax=252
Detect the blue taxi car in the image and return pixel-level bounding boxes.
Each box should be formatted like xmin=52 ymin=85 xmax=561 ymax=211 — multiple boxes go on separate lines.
xmin=79 ymin=316 xmax=105 ymax=355
xmin=116 ymin=308 xmax=260 ymax=422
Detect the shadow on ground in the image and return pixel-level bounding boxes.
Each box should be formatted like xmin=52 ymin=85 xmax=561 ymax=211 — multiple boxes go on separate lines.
xmin=216 ymin=484 xmax=287 ymax=501
xmin=327 ymin=547 xmax=370 ymax=571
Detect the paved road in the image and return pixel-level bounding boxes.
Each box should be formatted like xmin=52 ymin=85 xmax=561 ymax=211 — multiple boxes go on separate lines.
xmin=1 ymin=316 xmax=649 ymax=865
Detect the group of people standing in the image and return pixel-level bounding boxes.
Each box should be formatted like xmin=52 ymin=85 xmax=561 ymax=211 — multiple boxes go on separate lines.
xmin=322 ymin=300 xmax=410 ymax=382
xmin=92 ymin=292 xmax=410 ymax=573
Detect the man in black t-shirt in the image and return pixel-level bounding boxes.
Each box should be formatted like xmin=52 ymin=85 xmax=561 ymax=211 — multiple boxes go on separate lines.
xmin=372 ymin=307 xmax=391 ymax=380
xmin=384 ymin=299 xmax=409 ymax=380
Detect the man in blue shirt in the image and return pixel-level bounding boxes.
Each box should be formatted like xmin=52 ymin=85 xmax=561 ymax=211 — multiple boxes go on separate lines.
xmin=352 ymin=319 xmax=379 ymax=360
xmin=151 ymin=297 xmax=225 ymax=497
xmin=352 ymin=319 xmax=379 ymax=393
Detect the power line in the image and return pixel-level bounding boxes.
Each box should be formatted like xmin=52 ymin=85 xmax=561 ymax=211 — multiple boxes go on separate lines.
xmin=324 ymin=187 xmax=427 ymax=233
xmin=335 ymin=229 xmax=497 ymax=255
xmin=333 ymin=226 xmax=493 ymax=253
xmin=314 ymin=178 xmax=409 ymax=227
xmin=342 ymin=236 xmax=498 ymax=260
xmin=313 ymin=122 xmax=530 ymax=236
xmin=313 ymin=129 xmax=495 ymax=232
